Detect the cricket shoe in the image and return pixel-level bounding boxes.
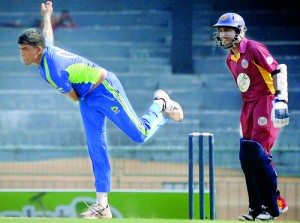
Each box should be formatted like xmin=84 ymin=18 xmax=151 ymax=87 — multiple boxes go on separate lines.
xmin=238 ymin=213 xmax=254 ymax=221
xmin=154 ymin=90 xmax=184 ymax=122
xmin=80 ymin=202 xmax=112 ymax=219
xmin=277 ymin=193 xmax=288 ymax=214
xmin=255 ymin=212 xmax=275 ymax=222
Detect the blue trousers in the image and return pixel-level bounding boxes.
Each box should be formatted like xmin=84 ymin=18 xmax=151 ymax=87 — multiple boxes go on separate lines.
xmin=79 ymin=72 xmax=167 ymax=192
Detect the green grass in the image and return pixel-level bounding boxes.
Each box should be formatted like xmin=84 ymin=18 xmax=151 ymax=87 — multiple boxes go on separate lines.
xmin=0 ymin=218 xmax=299 ymax=223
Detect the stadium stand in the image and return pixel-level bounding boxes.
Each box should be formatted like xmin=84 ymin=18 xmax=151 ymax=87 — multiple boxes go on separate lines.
xmin=0 ymin=1 xmax=299 ymax=221
xmin=0 ymin=0 xmax=299 ymax=174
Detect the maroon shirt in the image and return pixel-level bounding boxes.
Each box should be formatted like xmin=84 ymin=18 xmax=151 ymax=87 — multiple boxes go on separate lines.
xmin=226 ymin=38 xmax=278 ymax=102
xmin=226 ymin=38 xmax=280 ymax=152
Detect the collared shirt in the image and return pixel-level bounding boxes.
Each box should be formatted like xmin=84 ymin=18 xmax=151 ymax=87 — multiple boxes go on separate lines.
xmin=226 ymin=38 xmax=278 ymax=102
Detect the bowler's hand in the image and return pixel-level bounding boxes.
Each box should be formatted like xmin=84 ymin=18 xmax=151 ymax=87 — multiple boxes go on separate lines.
xmin=41 ymin=1 xmax=53 ymax=18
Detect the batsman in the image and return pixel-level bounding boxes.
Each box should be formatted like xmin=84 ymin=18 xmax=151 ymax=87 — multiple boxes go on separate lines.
xmin=213 ymin=13 xmax=289 ymax=221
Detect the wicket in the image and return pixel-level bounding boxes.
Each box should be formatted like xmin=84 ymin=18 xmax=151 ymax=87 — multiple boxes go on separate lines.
xmin=188 ymin=132 xmax=215 ymax=220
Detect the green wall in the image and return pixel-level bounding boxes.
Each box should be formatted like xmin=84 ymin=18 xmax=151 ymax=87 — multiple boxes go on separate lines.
xmin=0 ymin=191 xmax=211 ymax=219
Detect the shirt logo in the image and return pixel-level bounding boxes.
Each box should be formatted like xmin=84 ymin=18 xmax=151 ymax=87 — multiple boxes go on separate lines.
xmin=111 ymin=106 xmax=120 ymax=114
xmin=237 ymin=73 xmax=250 ymax=92
xmin=266 ymin=56 xmax=274 ymax=65
xmin=241 ymin=59 xmax=249 ymax=69
xmin=258 ymin=117 xmax=267 ymax=126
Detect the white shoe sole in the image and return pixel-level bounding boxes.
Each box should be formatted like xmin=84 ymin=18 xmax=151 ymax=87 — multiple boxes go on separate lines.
xmin=154 ymin=90 xmax=184 ymax=122
xmin=280 ymin=206 xmax=288 ymax=214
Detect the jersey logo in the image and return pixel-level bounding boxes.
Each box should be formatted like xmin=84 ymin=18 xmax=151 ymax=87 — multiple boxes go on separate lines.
xmin=237 ymin=73 xmax=250 ymax=92
xmin=258 ymin=117 xmax=267 ymax=126
xmin=266 ymin=56 xmax=274 ymax=65
xmin=111 ymin=106 xmax=120 ymax=114
xmin=241 ymin=59 xmax=249 ymax=69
